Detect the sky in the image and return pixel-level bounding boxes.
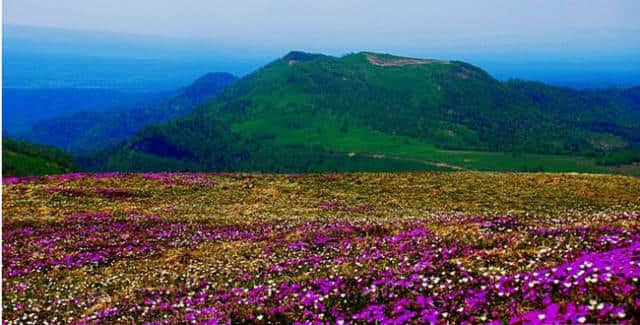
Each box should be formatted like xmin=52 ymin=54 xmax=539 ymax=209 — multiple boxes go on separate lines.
xmin=5 ymin=0 xmax=640 ymax=54
xmin=4 ymin=0 xmax=640 ymax=86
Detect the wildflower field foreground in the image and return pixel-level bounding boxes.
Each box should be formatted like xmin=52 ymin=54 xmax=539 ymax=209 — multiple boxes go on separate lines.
xmin=2 ymin=172 xmax=640 ymax=324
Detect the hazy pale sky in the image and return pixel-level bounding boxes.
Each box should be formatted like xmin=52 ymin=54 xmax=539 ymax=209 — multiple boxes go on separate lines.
xmin=4 ymin=0 xmax=640 ymax=55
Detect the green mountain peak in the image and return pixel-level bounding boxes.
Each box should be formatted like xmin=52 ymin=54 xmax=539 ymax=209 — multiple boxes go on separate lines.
xmin=81 ymin=50 xmax=640 ymax=174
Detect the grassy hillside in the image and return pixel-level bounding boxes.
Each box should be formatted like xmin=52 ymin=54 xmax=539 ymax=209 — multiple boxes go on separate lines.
xmin=84 ymin=51 xmax=640 ymax=173
xmin=24 ymin=73 xmax=237 ymax=153
xmin=2 ymin=138 xmax=76 ymax=176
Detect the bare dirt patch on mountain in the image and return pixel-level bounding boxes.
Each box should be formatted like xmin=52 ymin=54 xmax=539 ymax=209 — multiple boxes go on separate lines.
xmin=366 ymin=54 xmax=449 ymax=67
xmin=352 ymin=152 xmax=467 ymax=170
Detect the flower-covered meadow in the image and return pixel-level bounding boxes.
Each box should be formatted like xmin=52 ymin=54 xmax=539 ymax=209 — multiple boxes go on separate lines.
xmin=2 ymin=172 xmax=640 ymax=324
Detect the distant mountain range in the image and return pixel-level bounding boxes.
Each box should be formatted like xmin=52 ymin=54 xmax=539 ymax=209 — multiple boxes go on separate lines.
xmin=75 ymin=51 xmax=640 ymax=174
xmin=21 ymin=73 xmax=238 ymax=153
xmin=2 ymin=88 xmax=170 ymax=134
xmin=2 ymin=25 xmax=268 ymax=90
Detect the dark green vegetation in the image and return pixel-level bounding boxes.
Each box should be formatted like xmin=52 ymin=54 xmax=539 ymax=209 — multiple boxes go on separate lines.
xmin=597 ymin=150 xmax=640 ymax=166
xmin=2 ymin=138 xmax=76 ymax=176
xmin=23 ymin=73 xmax=238 ymax=153
xmin=83 ymin=51 xmax=640 ymax=174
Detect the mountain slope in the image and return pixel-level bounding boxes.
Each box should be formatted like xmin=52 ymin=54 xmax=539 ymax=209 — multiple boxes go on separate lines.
xmin=85 ymin=51 xmax=640 ymax=173
xmin=2 ymin=138 xmax=77 ymax=176
xmin=23 ymin=73 xmax=237 ymax=153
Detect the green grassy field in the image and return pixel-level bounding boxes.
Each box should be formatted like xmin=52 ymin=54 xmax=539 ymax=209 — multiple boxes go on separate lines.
xmin=231 ymin=112 xmax=620 ymax=174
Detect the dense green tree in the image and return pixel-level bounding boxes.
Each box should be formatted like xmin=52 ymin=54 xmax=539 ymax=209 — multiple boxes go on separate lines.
xmin=2 ymin=138 xmax=77 ymax=176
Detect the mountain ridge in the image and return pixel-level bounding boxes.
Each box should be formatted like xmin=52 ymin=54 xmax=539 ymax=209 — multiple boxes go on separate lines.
xmin=80 ymin=51 xmax=640 ymax=174
xmin=23 ymin=72 xmax=238 ymax=153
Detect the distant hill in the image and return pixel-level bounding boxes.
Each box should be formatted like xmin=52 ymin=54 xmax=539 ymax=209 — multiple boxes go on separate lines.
xmin=82 ymin=51 xmax=640 ymax=173
xmin=2 ymin=88 xmax=169 ymax=134
xmin=2 ymin=138 xmax=76 ymax=176
xmin=24 ymin=72 xmax=237 ymax=153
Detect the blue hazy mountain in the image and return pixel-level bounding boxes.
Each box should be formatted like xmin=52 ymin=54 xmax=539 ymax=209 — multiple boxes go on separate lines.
xmin=2 ymin=25 xmax=267 ymax=134
xmin=3 ymin=88 xmax=171 ymax=134
xmin=22 ymin=72 xmax=237 ymax=153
